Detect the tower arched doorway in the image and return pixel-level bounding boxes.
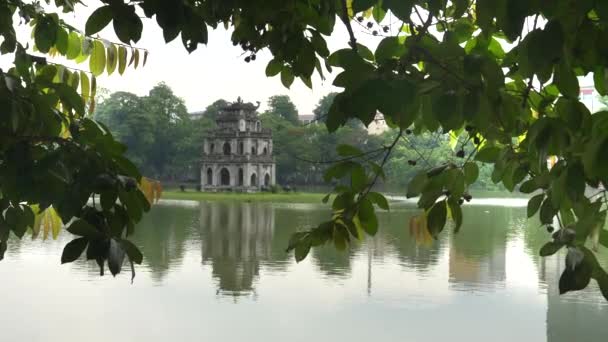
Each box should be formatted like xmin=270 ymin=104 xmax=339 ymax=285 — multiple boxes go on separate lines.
xmin=238 ymin=168 xmax=244 ymax=186
xmin=264 ymin=173 xmax=270 ymax=186
xmin=206 ymin=168 xmax=213 ymax=185
xmin=250 ymin=173 xmax=257 ymax=186
xmin=220 ymin=168 xmax=230 ymax=186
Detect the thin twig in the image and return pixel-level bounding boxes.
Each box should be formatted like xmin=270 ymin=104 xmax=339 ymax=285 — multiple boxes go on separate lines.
xmin=400 ymin=135 xmax=433 ymax=167
xmin=340 ymin=0 xmax=358 ymax=51
xmin=360 ymin=130 xmax=403 ymax=200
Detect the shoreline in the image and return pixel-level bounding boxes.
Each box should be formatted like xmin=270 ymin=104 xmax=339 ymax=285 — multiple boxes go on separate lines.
xmin=160 ymin=190 xmax=328 ymax=203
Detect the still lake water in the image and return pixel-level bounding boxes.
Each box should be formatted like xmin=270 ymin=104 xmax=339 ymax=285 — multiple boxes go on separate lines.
xmin=1 ymin=198 xmax=607 ymax=341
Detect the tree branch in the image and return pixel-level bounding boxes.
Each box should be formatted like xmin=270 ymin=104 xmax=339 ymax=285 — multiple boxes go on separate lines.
xmin=340 ymin=0 xmax=358 ymax=51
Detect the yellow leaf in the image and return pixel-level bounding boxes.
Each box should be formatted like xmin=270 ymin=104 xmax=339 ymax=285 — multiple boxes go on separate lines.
xmin=409 ymin=213 xmax=433 ymax=247
xmin=346 ymin=0 xmax=354 ymax=18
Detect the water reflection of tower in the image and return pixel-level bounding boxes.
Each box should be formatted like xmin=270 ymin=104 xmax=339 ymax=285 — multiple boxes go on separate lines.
xmin=448 ymin=206 xmax=510 ymax=290
xmin=198 ymin=202 xmax=275 ymax=298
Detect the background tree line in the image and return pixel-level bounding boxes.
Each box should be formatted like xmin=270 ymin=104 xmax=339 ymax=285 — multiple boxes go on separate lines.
xmin=96 ymin=85 xmax=502 ymax=192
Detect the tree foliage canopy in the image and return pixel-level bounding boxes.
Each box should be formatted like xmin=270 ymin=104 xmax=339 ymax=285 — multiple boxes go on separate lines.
xmin=265 ymin=95 xmax=300 ymax=124
xmin=0 ymin=0 xmax=607 ymax=298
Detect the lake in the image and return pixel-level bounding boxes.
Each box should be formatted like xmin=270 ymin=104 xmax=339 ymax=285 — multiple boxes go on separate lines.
xmin=1 ymin=198 xmax=607 ymax=341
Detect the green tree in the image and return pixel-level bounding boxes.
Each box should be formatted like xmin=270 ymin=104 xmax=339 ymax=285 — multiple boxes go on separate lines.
xmin=266 ymin=95 xmax=299 ymax=124
xmin=313 ymin=93 xmax=338 ymax=123
xmin=201 ymin=99 xmax=229 ymax=121
xmin=1 ymin=0 xmax=608 ymax=299
xmin=94 ymin=92 xmax=155 ymax=168
xmin=142 ymin=83 xmax=189 ymax=177
xmin=96 ymin=85 xmax=213 ymax=180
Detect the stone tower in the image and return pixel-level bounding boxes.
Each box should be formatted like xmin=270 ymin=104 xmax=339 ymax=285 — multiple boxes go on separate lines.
xmin=201 ymin=97 xmax=276 ymax=192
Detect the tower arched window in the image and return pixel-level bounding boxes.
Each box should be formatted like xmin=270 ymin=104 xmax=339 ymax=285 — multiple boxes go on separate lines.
xmin=206 ymin=168 xmax=213 ymax=185
xmin=238 ymin=142 xmax=244 ymax=155
xmin=223 ymin=142 xmax=231 ymax=155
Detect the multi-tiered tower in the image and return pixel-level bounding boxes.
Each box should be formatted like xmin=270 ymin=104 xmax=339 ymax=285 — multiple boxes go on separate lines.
xmin=201 ymin=97 xmax=276 ymax=192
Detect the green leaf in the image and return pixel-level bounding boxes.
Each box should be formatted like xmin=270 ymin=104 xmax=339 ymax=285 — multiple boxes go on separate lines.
xmin=476 ymin=0 xmax=494 ymax=32
xmin=120 ymin=239 xmax=143 ymax=264
xmin=351 ymin=165 xmax=367 ymax=191
xmin=310 ymin=30 xmax=330 ymax=57
xmin=407 ymin=171 xmax=428 ymax=198
xmin=56 ymin=27 xmax=69 ymax=55
xmin=427 ymin=200 xmax=447 ymax=238
xmin=281 ymin=67 xmax=294 ymax=89
xmin=35 ymin=16 xmax=57 ymax=53
xmin=113 ymin=4 xmax=143 ymax=43
xmin=0 ymin=240 xmax=6 ymax=261
xmin=539 ymin=241 xmax=564 ymax=256
xmin=118 ymin=46 xmax=127 ymax=75
xmin=554 ymin=59 xmax=579 ymax=98
xmin=527 ymin=194 xmax=544 ymax=218
xmin=85 ymin=6 xmax=113 ymax=36
xmin=356 ymin=43 xmax=375 ymax=61
xmin=66 ymin=32 xmax=81 ymax=60
xmin=463 ymin=162 xmax=479 ymax=185
xmin=559 ymin=254 xmax=593 ymax=295
xmin=358 ymin=198 xmax=378 ymax=235
xmin=67 ymin=219 xmax=102 ymax=238
xmin=294 ymin=238 xmax=311 ymax=262
xmin=594 ymin=67 xmax=608 ymax=96
xmin=540 ymin=197 xmax=556 ymax=224
xmin=336 ymin=144 xmax=362 ymax=157
xmin=108 ymin=239 xmax=125 ymax=276
xmin=367 ymin=192 xmax=389 ymax=210
xmin=265 ymin=59 xmax=282 ymax=77
xmin=89 ymin=40 xmax=106 ymax=76
xmin=372 ymin=4 xmax=386 ymax=22
xmin=106 ymin=44 xmax=118 ymax=75
xmin=80 ymin=71 xmax=90 ymax=103
xmin=446 ymin=168 xmax=465 ymax=198
xmin=61 ymin=237 xmax=88 ymax=264
xmin=475 ymin=145 xmax=501 ymax=163
xmin=375 ymin=36 xmax=406 ymax=63
xmin=448 ymin=197 xmax=463 ymax=233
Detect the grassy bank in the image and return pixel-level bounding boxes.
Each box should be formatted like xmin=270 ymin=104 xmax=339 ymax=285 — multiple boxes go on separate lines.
xmin=161 ymin=190 xmax=327 ymax=203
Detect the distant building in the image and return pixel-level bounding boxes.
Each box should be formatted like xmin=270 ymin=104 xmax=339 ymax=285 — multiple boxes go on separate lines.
xmin=299 ymin=114 xmax=315 ymax=124
xmin=297 ymin=112 xmax=389 ymax=134
xmin=579 ymin=85 xmax=603 ymax=113
xmin=368 ymin=113 xmax=389 ymax=135
xmin=201 ymin=97 xmax=276 ymax=192
xmin=190 ymin=111 xmax=205 ymax=120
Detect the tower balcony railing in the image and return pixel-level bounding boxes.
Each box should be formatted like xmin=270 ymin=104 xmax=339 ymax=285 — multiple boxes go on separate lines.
xmin=201 ymin=153 xmax=274 ymax=163
xmin=208 ymin=128 xmax=272 ymax=138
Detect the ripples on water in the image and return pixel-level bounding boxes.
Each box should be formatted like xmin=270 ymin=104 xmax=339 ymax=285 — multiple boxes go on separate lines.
xmin=0 ymin=198 xmax=607 ymax=342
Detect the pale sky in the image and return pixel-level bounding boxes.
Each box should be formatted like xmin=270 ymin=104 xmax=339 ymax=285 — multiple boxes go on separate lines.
xmin=0 ymin=1 xmax=386 ymax=115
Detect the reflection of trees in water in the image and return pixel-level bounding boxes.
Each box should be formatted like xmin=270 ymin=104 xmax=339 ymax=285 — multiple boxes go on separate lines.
xmin=198 ymin=201 xmax=275 ymax=297
xmin=447 ymin=205 xmax=517 ymax=287
xmin=133 ymin=205 xmax=198 ymax=282
xmin=376 ymin=209 xmax=444 ymax=274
